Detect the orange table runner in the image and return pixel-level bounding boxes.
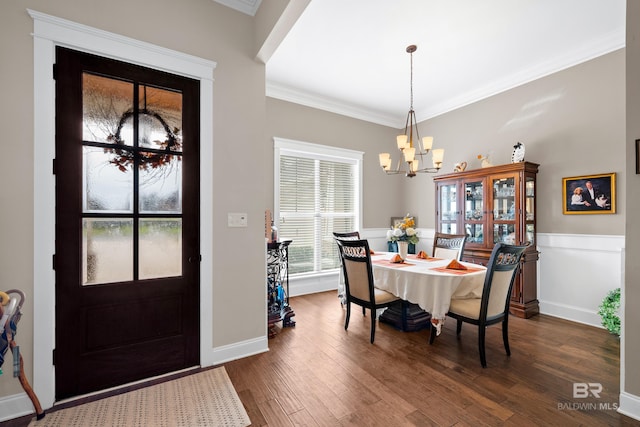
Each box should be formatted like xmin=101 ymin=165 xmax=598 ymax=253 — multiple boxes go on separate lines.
xmin=406 ymin=255 xmax=442 ymax=262
xmin=373 ymin=259 xmax=414 ymax=268
xmin=429 ymin=266 xmax=485 ymax=275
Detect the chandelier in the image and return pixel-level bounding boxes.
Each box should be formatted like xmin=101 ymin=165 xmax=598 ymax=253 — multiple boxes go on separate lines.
xmin=379 ymin=45 xmax=444 ymax=177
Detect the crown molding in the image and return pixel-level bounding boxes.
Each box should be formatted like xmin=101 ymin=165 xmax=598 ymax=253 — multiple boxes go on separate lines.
xmin=268 ymin=29 xmax=625 ymax=127
xmin=214 ymin=0 xmax=262 ymax=16
xmin=266 ymin=81 xmax=402 ymax=128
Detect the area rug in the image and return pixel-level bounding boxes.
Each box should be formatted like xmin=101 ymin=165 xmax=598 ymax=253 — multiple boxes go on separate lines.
xmin=30 ymin=367 xmax=250 ymax=427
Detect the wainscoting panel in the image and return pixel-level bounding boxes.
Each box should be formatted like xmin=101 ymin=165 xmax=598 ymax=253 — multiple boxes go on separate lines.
xmin=537 ymin=233 xmax=624 ymax=327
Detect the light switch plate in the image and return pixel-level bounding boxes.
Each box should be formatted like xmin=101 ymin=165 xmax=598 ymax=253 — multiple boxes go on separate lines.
xmin=228 ymin=213 xmax=248 ymax=227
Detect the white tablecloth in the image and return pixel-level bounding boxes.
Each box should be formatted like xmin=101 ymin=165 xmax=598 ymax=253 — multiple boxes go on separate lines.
xmin=371 ymin=252 xmax=487 ymax=320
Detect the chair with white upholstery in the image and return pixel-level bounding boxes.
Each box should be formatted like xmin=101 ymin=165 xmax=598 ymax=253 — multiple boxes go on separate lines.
xmin=333 ymin=232 xmax=361 ymax=306
xmin=432 ymin=232 xmax=468 ymax=260
xmin=429 ymin=242 xmax=529 ymax=367
xmin=336 ymin=238 xmax=400 ymax=343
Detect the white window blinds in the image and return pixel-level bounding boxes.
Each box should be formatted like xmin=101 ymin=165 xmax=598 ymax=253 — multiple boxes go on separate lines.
xmin=274 ymin=138 xmax=362 ymax=275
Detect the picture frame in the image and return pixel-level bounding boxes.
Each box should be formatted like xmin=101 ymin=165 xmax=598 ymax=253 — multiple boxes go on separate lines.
xmin=390 ymin=217 xmax=417 ymax=228
xmin=636 ymin=139 xmax=640 ymax=174
xmin=562 ymin=173 xmax=616 ymax=215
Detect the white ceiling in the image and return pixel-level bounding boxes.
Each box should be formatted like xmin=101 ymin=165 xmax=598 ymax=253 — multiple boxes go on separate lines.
xmin=225 ymin=0 xmax=626 ymax=128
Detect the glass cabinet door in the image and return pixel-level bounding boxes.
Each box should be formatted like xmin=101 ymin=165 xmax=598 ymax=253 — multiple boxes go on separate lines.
xmin=525 ymin=176 xmax=535 ymax=244
xmin=464 ymin=179 xmax=484 ymax=245
xmin=492 ymin=176 xmax=516 ymax=244
xmin=439 ymin=182 xmax=458 ymax=233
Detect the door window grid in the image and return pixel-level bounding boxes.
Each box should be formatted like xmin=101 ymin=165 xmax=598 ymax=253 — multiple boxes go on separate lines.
xmin=81 ymin=72 xmax=184 ymax=284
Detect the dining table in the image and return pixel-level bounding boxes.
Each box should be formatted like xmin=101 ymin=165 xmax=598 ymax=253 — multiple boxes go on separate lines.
xmin=371 ymin=252 xmax=487 ymax=335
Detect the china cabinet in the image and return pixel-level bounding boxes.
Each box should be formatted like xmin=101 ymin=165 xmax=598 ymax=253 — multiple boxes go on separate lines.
xmin=434 ymin=162 xmax=539 ymax=318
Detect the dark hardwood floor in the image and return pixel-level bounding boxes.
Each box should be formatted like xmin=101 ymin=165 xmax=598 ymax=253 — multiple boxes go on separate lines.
xmin=3 ymin=290 xmax=635 ymax=426
xmin=226 ymin=291 xmax=635 ymax=426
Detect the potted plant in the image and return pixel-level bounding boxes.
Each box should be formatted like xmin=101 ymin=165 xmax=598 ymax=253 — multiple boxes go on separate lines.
xmin=598 ymin=288 xmax=620 ymax=337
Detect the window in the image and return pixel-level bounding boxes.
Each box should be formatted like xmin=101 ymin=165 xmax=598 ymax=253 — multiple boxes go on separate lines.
xmin=274 ymin=138 xmax=363 ymax=275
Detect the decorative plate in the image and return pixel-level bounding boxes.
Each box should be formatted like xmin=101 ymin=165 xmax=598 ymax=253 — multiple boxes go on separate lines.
xmin=511 ymin=142 xmax=525 ymax=163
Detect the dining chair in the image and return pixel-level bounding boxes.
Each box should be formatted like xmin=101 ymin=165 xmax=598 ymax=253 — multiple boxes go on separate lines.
xmin=332 ymin=231 xmax=361 ymax=240
xmin=336 ymin=238 xmax=400 ymax=343
xmin=429 ymin=242 xmax=529 ymax=368
xmin=432 ymin=232 xmax=468 ymax=260
xmin=333 ymin=232 xmax=361 ymax=306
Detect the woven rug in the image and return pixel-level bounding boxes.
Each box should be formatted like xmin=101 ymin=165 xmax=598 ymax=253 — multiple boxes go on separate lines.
xmin=30 ymin=367 xmax=250 ymax=427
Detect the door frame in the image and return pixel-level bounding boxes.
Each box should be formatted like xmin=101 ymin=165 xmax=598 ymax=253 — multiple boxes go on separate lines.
xmin=30 ymin=10 xmax=216 ymax=408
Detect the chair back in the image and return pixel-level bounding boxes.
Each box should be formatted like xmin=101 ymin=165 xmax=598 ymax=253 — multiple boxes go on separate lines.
xmin=480 ymin=243 xmax=528 ymax=321
xmin=336 ymin=239 xmax=375 ymax=304
xmin=433 ymin=232 xmax=467 ymax=260
xmin=333 ymin=231 xmax=361 ymax=240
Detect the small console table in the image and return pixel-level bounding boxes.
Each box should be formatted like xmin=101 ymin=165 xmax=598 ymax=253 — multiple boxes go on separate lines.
xmin=267 ymin=240 xmax=295 ymax=337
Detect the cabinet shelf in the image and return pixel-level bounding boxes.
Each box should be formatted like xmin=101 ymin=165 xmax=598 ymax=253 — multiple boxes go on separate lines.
xmin=434 ymin=162 xmax=539 ymax=318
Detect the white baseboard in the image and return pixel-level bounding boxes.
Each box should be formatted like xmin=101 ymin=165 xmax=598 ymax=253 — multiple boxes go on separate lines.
xmin=209 ymin=336 xmax=269 ymax=366
xmin=619 ymin=391 xmax=640 ymax=422
xmin=0 ymin=392 xmax=36 ymax=422
xmin=539 ymin=301 xmax=604 ymax=328
xmin=289 ymin=271 xmax=339 ymax=297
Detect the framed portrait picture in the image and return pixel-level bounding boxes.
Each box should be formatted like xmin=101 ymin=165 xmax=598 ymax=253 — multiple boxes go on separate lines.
xmin=636 ymin=139 xmax=640 ymax=174
xmin=562 ymin=173 xmax=616 ymax=215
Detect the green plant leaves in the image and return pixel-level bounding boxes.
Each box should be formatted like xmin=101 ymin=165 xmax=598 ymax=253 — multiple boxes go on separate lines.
xmin=598 ymin=288 xmax=620 ymax=337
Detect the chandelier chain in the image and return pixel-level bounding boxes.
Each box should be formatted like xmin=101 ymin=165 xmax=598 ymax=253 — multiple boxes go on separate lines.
xmin=410 ymin=48 xmax=414 ymax=110
xmin=378 ymin=44 xmax=444 ymax=177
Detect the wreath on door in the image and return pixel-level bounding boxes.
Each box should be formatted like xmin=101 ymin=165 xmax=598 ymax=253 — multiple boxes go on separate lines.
xmin=105 ymin=108 xmax=181 ymax=172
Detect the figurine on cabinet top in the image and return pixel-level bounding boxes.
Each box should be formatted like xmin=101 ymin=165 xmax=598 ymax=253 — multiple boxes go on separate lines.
xmin=453 ymin=161 xmax=467 ymax=172
xmin=477 ymin=154 xmax=492 ymax=168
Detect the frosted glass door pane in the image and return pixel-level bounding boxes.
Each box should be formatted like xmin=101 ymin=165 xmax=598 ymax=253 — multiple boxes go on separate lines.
xmin=139 ymin=155 xmax=182 ymax=213
xmin=83 ymin=146 xmax=133 ymax=212
xmin=138 ymin=85 xmax=183 ymax=151
xmin=83 ymin=219 xmax=133 ymax=285
xmin=139 ymin=219 xmax=182 ymax=280
xmin=82 ymin=73 xmax=133 ymax=144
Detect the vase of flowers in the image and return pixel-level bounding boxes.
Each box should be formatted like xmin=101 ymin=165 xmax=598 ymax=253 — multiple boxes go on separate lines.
xmin=386 ymin=214 xmax=418 ymax=254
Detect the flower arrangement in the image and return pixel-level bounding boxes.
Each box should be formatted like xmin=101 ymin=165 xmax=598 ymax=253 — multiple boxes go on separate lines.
xmin=386 ymin=214 xmax=419 ymax=245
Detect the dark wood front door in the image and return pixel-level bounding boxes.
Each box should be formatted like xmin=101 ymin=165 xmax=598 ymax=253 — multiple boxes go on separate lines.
xmin=54 ymin=47 xmax=200 ymax=399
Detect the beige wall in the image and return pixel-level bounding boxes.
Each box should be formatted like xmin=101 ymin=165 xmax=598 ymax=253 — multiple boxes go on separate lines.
xmin=626 ymin=0 xmax=640 ymax=399
xmin=267 ymin=50 xmax=626 ymax=236
xmin=265 ymin=98 xmax=409 ymax=228
xmin=0 ymin=0 xmax=269 ymax=399
xmin=417 ymin=49 xmax=625 ymax=234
